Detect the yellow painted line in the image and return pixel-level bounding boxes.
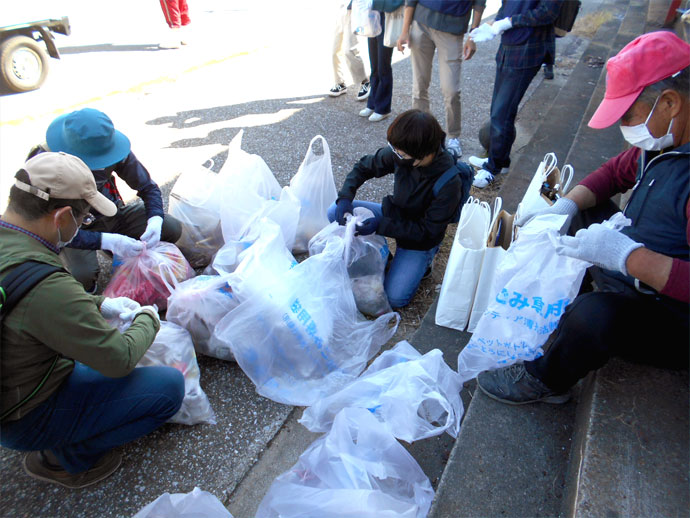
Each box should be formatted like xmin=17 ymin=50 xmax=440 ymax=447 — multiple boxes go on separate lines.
xmin=0 ymin=47 xmax=264 ymax=127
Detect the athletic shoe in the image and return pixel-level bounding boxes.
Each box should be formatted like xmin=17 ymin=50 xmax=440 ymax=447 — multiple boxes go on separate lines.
xmin=329 ymin=83 xmax=348 ymax=97
xmin=468 ymin=155 xmax=489 ymax=169
xmin=356 ymin=81 xmax=371 ymax=101
xmin=446 ymin=138 xmax=462 ymax=157
xmin=368 ymin=112 xmax=391 ymax=122
xmin=472 ymin=168 xmax=495 ymax=188
xmin=477 ymin=363 xmax=570 ymax=405
xmin=359 ymin=107 xmax=374 ymax=117
xmin=23 ymin=450 xmax=123 ymax=489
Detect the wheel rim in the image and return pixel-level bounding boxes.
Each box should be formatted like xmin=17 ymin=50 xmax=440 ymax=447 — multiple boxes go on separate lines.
xmin=11 ymin=47 xmax=42 ymax=86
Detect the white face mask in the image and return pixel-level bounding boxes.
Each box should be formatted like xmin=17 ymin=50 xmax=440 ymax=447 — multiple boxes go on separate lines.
xmin=56 ymin=209 xmax=80 ymax=249
xmin=619 ymin=95 xmax=675 ymax=151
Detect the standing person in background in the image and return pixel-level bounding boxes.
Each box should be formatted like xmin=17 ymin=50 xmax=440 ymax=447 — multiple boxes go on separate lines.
xmin=396 ymin=0 xmax=486 ymax=157
xmin=468 ymin=0 xmax=560 ymax=188
xmin=329 ymin=0 xmax=371 ymax=101
xmin=359 ymin=0 xmax=405 ymax=122
xmin=159 ymin=0 xmax=191 ymax=49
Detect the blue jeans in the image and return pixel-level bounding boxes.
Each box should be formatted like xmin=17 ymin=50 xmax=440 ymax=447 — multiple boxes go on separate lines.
xmin=0 ymin=363 xmax=184 ymax=473
xmin=486 ymin=63 xmax=541 ymax=174
xmin=366 ymin=12 xmax=394 ymax=115
xmin=327 ymin=201 xmax=438 ymax=308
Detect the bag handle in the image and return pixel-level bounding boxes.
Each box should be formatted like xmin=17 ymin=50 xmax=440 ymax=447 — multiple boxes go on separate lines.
xmin=489 ymin=197 xmax=503 ymax=232
xmin=342 ymin=213 xmax=358 ymax=266
xmin=559 ymin=164 xmax=574 ymax=194
xmin=540 ymin=152 xmax=558 ymax=180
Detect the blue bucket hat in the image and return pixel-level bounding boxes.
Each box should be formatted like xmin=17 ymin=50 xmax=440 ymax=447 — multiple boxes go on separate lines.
xmin=46 ymin=108 xmax=131 ymax=170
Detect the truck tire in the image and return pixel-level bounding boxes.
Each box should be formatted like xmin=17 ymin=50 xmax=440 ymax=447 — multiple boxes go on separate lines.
xmin=0 ymin=35 xmax=49 ymax=92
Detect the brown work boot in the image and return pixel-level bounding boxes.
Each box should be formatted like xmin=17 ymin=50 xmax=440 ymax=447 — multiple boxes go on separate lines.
xmin=23 ymin=450 xmax=122 ymax=489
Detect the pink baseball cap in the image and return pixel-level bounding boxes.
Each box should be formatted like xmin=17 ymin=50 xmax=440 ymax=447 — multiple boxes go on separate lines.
xmin=588 ymin=31 xmax=690 ymax=129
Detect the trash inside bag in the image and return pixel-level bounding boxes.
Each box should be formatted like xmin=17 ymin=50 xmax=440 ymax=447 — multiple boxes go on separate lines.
xmin=138 ymin=322 xmax=216 ymax=425
xmin=214 ymin=235 xmax=398 ymax=406
xmin=166 ymin=275 xmax=240 ymax=361
xmin=300 ymin=340 xmax=463 ymax=442
xmin=104 ymin=243 xmax=195 ymax=310
xmin=256 ymin=407 xmax=434 ymax=518
xmin=133 ymin=487 xmax=233 ymax=518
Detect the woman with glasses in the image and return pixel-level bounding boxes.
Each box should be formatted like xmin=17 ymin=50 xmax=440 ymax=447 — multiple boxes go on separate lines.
xmin=328 ymin=109 xmax=471 ymax=308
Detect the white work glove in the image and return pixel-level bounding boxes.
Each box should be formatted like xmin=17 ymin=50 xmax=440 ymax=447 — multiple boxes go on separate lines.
xmin=132 ymin=305 xmax=160 ymax=326
xmin=554 ymin=224 xmax=644 ymax=275
xmin=100 ymin=297 xmax=141 ymax=320
xmin=515 ymin=197 xmax=579 ymax=234
xmin=469 ymin=23 xmax=496 ymax=42
xmin=491 ymin=17 xmax=513 ymax=36
xmin=101 ymin=232 xmax=145 ymax=258
xmin=140 ymin=216 xmax=163 ymax=249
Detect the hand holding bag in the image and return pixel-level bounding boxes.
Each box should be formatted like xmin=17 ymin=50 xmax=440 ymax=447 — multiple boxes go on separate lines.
xmin=383 ymin=6 xmax=405 ymax=47
xmin=520 ymin=153 xmax=573 ymax=215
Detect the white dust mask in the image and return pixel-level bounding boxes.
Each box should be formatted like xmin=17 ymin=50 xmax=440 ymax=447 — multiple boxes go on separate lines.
xmin=620 ymin=95 xmax=675 ymax=151
xmin=56 ymin=209 xmax=80 ymax=249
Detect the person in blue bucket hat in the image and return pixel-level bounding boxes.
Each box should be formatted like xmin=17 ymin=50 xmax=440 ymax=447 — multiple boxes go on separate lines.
xmin=27 ymin=108 xmax=182 ymax=292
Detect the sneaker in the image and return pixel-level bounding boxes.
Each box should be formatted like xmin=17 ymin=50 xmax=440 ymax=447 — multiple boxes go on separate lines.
xmin=477 ymin=363 xmax=570 ymax=405
xmin=468 ymin=155 xmax=489 ymax=169
xmin=543 ymin=64 xmax=554 ymax=80
xmin=472 ymin=168 xmax=495 ymax=188
xmin=446 ymin=138 xmax=462 ymax=157
xmin=359 ymin=107 xmax=374 ymax=117
xmin=329 ymin=83 xmax=348 ymax=97
xmin=23 ymin=450 xmax=123 ymax=489
xmin=356 ymin=81 xmax=371 ymax=101
xmin=369 ymin=112 xmax=391 ymax=122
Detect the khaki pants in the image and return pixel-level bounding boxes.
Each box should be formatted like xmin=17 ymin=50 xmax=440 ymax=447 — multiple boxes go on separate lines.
xmin=409 ymin=21 xmax=464 ymax=139
xmin=332 ymin=7 xmax=367 ymax=85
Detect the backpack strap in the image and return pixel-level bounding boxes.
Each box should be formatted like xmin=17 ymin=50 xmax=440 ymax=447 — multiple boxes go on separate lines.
xmin=1 ymin=261 xmax=65 ymax=421
xmin=432 ymin=165 xmax=462 ymax=197
xmin=432 ymin=162 xmax=473 ymax=223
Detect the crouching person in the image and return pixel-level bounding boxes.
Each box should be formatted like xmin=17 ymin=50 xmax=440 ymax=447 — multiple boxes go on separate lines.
xmin=0 ymin=152 xmax=185 ymax=488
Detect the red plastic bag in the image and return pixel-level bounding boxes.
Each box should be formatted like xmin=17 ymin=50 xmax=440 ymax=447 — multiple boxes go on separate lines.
xmin=104 ymin=243 xmax=195 ymax=309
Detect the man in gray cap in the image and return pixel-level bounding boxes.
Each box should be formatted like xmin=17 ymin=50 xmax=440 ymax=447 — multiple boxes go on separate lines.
xmin=0 ymin=152 xmax=184 ymax=488
xmin=28 ymin=108 xmax=182 ymax=292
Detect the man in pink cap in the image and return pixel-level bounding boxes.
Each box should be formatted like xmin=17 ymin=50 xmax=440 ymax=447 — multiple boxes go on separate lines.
xmin=476 ymin=31 xmax=689 ymax=404
xmin=0 ymin=152 xmax=184 ymax=487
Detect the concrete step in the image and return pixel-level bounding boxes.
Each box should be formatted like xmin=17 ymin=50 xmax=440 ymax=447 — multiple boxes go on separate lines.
xmin=563 ymin=360 xmax=690 ymax=518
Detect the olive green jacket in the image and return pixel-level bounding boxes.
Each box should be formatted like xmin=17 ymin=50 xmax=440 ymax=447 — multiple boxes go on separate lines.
xmin=0 ymin=225 xmax=159 ymax=422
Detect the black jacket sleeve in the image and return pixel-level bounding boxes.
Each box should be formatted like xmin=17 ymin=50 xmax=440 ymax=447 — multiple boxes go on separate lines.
xmin=338 ymin=147 xmax=396 ymax=200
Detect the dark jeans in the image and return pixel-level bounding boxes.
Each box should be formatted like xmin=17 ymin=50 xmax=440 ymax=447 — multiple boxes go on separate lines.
xmin=524 ymin=204 xmax=690 ymax=392
xmin=366 ymin=12 xmax=394 ymax=115
xmin=486 ymin=63 xmax=541 ymax=174
xmin=0 ymin=363 xmax=184 ymax=473
xmin=61 ymin=200 xmax=182 ymax=291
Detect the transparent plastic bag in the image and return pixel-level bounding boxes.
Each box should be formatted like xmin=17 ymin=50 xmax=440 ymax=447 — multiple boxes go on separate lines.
xmin=133 ymin=487 xmax=232 ymax=518
xmin=300 ymin=341 xmax=463 ymax=442
xmin=104 ymin=243 xmax=195 ymax=310
xmin=285 ymin=135 xmax=337 ymax=254
xmin=256 ymin=407 xmax=434 ymax=518
xmin=213 ymin=235 xmax=399 ymax=406
xmin=309 ymin=207 xmax=391 ymax=317
xmin=351 ymin=0 xmax=382 ymax=37
xmin=166 ymin=275 xmax=240 ymax=361
xmin=138 ymin=322 xmax=216 ymax=425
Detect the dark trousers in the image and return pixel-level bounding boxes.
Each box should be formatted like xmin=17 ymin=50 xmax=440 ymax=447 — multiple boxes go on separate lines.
xmin=486 ymin=63 xmax=541 ymax=174
xmin=524 ymin=204 xmax=690 ymax=393
xmin=366 ymin=12 xmax=394 ymax=115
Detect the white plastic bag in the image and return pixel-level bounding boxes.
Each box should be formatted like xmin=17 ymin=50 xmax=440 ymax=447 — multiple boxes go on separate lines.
xmin=133 ymin=487 xmax=232 ymax=518
xmin=139 ymin=322 xmax=216 ymax=425
xmin=457 ymin=213 xmax=629 ymax=383
xmin=351 ymin=0 xmax=382 ymax=37
xmin=256 ymin=408 xmax=434 ymax=518
xmin=213 ymin=235 xmax=399 ymax=406
xmin=168 ymin=165 xmax=224 ymax=268
xmin=309 ymin=207 xmax=391 ymax=317
xmin=467 ymin=198 xmax=516 ymax=332
xmin=299 ymin=341 xmax=463 ymax=442
xmin=166 ymin=275 xmax=240 ymax=361
xmin=286 ymin=135 xmax=337 ymax=253
xmin=435 ymin=197 xmax=491 ymax=331
xmin=520 ymin=153 xmax=574 ymax=215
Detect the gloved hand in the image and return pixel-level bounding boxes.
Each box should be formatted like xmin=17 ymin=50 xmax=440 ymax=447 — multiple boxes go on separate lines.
xmin=491 ymin=17 xmax=513 ymax=36
xmin=469 ymin=23 xmax=496 ymax=43
xmin=101 ymin=233 xmax=145 ymax=258
xmin=355 ymin=217 xmax=379 ymax=236
xmin=140 ymin=216 xmax=163 ymax=249
xmin=132 ymin=305 xmax=160 ymax=326
xmin=335 ymin=198 xmax=355 ymax=226
xmin=100 ymin=297 xmax=141 ymax=320
xmin=515 ymin=197 xmax=579 ymax=234
xmin=554 ymin=224 xmax=644 ymax=275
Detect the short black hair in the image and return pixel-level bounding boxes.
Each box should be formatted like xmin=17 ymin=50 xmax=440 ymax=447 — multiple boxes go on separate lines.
xmin=6 ymin=169 xmax=90 ymax=221
xmin=387 ymin=109 xmax=446 ymax=160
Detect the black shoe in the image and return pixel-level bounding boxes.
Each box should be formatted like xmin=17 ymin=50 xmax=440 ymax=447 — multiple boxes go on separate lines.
xmin=24 ymin=450 xmax=122 ymax=488
xmin=328 ymin=83 xmax=347 ymax=97
xmin=477 ymin=363 xmax=570 ymax=405
xmin=543 ymin=64 xmax=554 ymax=80
xmin=356 ymin=80 xmax=370 ymax=101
